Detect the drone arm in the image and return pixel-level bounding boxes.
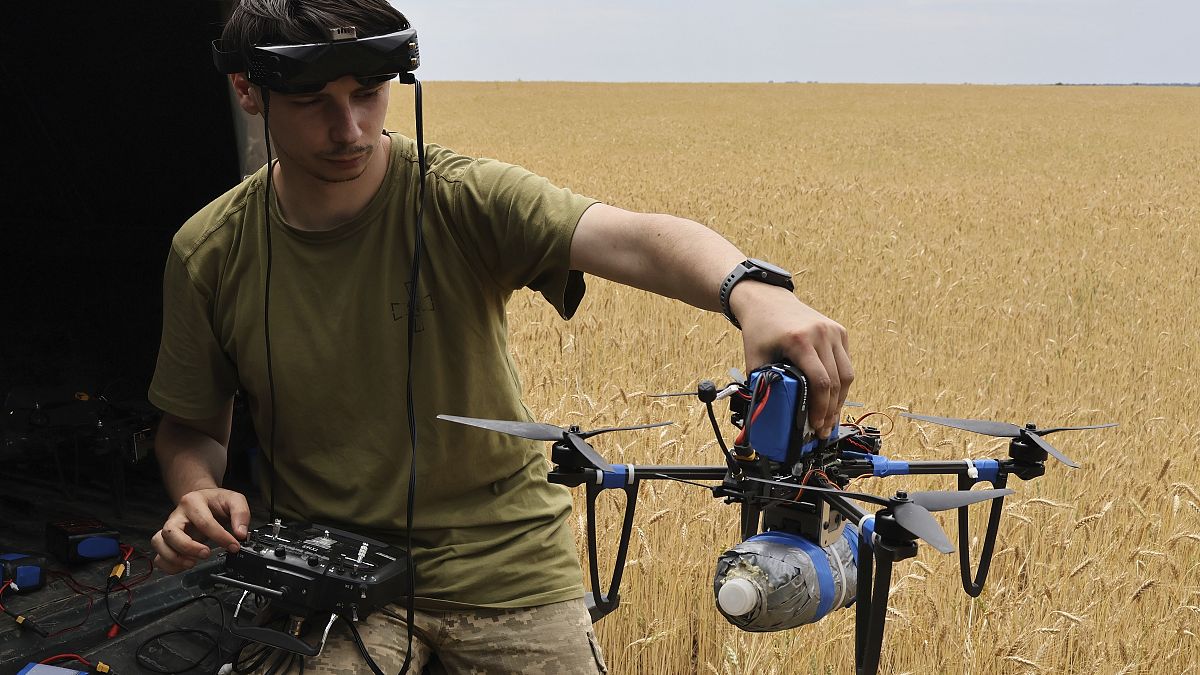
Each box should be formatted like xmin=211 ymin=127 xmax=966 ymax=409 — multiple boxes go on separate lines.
xmin=821 ymin=491 xmax=872 ymax=526
xmin=841 ymin=452 xmax=1003 ymax=483
xmin=839 ymin=452 xmax=1020 ymax=596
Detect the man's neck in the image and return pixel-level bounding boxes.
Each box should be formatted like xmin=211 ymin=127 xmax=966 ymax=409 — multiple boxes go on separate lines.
xmin=271 ymin=134 xmax=392 ymax=232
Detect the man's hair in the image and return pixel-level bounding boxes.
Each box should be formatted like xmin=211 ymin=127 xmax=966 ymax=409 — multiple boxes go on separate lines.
xmin=222 ymin=0 xmax=409 ymax=51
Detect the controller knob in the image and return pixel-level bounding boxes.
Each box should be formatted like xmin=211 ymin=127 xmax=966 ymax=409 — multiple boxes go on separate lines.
xmin=308 ymin=556 xmax=320 ymax=567
xmin=274 ymin=546 xmax=287 ymax=558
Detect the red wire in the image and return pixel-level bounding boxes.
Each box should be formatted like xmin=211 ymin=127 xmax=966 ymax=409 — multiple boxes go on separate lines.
xmin=793 ymin=469 xmax=839 ymax=501
xmin=0 ymin=580 xmax=10 ymax=611
xmin=853 ymin=410 xmax=895 ymax=436
xmin=846 ymin=437 xmax=873 ymax=453
xmin=40 ymin=653 xmax=92 ymax=666
xmin=734 ymin=382 xmax=773 ymax=446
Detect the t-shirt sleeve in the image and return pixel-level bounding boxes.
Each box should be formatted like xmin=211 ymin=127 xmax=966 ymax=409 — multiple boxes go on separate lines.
xmin=147 ymin=249 xmax=239 ymax=419
xmin=451 ymin=158 xmax=598 ymax=319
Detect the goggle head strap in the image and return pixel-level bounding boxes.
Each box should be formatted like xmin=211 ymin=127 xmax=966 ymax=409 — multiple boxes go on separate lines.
xmin=212 ymin=27 xmax=420 ymax=93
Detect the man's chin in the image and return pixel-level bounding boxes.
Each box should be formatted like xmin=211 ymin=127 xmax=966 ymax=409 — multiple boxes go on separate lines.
xmin=309 ymin=163 xmax=372 ymax=184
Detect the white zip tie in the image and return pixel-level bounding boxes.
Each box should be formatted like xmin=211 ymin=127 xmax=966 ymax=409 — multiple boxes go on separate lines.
xmin=715 ymin=384 xmax=741 ymax=401
xmin=964 ymin=457 xmax=979 ymax=480
xmin=828 ymin=538 xmax=850 ymax=610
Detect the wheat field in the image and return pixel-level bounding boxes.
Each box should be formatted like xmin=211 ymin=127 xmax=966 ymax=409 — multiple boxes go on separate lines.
xmin=387 ymin=82 xmax=1200 ymax=674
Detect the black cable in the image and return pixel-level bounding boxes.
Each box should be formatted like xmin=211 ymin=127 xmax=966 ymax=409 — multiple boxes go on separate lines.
xmin=134 ymin=594 xmax=234 ymax=674
xmin=705 ymin=400 xmax=737 ymax=470
xmin=104 ymin=589 xmax=130 ymax=632
xmin=396 ymin=75 xmax=430 ymax=675
xmin=341 ymin=614 xmax=387 ymax=675
xmin=261 ymin=89 xmax=280 ymax=524
xmin=254 ymin=74 xmax=428 ymax=675
xmin=232 ymin=640 xmax=274 ymax=673
xmin=263 ymin=647 xmax=291 ymax=675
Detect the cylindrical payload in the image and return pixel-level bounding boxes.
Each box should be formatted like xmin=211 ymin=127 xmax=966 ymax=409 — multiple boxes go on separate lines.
xmin=714 ymin=524 xmax=858 ymax=631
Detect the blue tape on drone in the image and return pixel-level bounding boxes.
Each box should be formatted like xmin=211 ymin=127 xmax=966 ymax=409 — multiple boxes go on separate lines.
xmin=843 ymin=523 xmax=859 ymax=566
xmin=842 ymin=451 xmax=910 ymax=477
xmin=601 ymin=464 xmax=633 ymax=489
xmin=973 ymin=459 xmax=1000 ymax=485
xmin=796 ymin=425 xmax=850 ymax=457
xmin=749 ymin=531 xmax=836 ymax=620
xmin=860 ymin=516 xmax=876 ymax=551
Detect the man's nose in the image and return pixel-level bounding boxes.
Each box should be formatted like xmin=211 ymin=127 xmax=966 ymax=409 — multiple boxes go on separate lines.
xmin=328 ymin=100 xmax=361 ymax=145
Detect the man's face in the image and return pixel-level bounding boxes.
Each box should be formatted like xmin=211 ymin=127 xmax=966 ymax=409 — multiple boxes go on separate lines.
xmin=257 ymin=75 xmax=392 ymax=185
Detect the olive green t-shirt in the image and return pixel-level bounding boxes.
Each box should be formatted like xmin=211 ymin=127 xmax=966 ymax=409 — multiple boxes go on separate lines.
xmin=149 ymin=132 xmax=597 ymax=608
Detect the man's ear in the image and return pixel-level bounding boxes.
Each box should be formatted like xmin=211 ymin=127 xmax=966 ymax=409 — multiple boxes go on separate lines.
xmin=230 ymin=73 xmax=263 ymax=115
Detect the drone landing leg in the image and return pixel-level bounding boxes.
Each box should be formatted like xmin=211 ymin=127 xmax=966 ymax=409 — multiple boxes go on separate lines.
xmin=956 ymin=473 xmax=1008 ymax=597
xmin=584 ymin=480 xmax=640 ymax=623
xmin=855 ymin=532 xmax=917 ymax=675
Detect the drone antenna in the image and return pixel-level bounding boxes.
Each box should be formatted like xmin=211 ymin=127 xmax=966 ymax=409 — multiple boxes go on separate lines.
xmin=696 ymin=380 xmax=739 ymax=472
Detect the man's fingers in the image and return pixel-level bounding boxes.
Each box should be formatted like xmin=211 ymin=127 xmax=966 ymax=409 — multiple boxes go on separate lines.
xmin=152 ymin=525 xmax=204 ymax=574
xmin=218 ymin=495 xmax=252 ymax=547
xmin=181 ymin=498 xmax=240 ymax=551
xmin=815 ymin=343 xmax=842 ymax=437
xmin=832 ymin=340 xmax=855 ymax=428
xmin=160 ymin=519 xmax=211 ymax=560
xmin=793 ymin=347 xmax=834 ymax=438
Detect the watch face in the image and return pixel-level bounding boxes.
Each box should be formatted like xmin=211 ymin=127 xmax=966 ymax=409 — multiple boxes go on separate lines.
xmin=747 ymin=258 xmax=792 ymax=278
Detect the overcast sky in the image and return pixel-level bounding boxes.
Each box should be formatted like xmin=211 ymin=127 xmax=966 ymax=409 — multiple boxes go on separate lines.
xmin=396 ymin=0 xmax=1197 ymax=84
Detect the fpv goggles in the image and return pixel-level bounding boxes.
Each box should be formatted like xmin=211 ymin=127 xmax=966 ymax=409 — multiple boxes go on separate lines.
xmin=212 ymin=25 xmax=420 ymax=94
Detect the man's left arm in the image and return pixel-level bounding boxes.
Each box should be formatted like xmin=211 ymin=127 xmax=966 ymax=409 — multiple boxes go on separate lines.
xmin=570 ymin=202 xmax=853 ymax=438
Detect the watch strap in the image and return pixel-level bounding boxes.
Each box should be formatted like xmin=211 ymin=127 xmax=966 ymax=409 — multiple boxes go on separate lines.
xmin=719 ymin=259 xmax=794 ymax=329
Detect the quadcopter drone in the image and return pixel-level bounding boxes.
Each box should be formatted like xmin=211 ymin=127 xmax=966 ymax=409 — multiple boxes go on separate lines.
xmin=438 ymin=362 xmax=1116 ymax=675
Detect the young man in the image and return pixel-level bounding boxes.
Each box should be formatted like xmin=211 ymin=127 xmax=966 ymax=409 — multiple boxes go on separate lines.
xmin=148 ymin=1 xmax=853 ymax=672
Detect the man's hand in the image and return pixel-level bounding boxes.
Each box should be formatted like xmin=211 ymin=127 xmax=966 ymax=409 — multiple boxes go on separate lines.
xmin=151 ymin=487 xmax=251 ymax=574
xmin=570 ymin=205 xmax=854 ymax=436
xmin=731 ymin=282 xmax=854 ymax=439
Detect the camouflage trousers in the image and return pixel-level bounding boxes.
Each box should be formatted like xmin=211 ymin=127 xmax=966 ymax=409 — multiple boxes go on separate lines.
xmin=245 ymin=597 xmax=607 ymax=674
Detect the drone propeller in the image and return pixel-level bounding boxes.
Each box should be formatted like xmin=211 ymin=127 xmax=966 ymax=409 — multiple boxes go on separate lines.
xmin=436 ymin=414 xmax=670 ymax=441
xmin=577 ymin=421 xmax=673 ymax=440
xmin=901 ymin=413 xmax=1116 ymax=469
xmin=436 ymin=415 xmax=565 ymax=441
xmin=436 ymin=415 xmax=671 ymax=473
xmin=741 ymin=477 xmax=1012 ymax=553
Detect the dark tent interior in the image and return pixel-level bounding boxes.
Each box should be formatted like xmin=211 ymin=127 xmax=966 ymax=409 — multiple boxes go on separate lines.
xmin=1 ymin=3 xmax=261 ymax=671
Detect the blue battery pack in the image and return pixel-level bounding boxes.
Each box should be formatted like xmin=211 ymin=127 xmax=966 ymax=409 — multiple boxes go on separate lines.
xmin=16 ymin=664 xmax=88 ymax=675
xmin=746 ymin=365 xmax=808 ymax=462
xmin=1 ymin=553 xmax=47 ymax=592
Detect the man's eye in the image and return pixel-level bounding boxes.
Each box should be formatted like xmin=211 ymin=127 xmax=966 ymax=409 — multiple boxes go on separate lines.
xmin=356 ymin=88 xmax=383 ymax=99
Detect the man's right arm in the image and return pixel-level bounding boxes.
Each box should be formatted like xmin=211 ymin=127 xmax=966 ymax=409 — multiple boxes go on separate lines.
xmin=156 ymin=402 xmax=234 ymax=501
xmin=151 ymin=399 xmax=251 ymax=573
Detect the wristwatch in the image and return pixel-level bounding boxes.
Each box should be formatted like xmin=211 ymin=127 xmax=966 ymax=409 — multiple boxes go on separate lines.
xmin=719 ymin=258 xmax=795 ymax=329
